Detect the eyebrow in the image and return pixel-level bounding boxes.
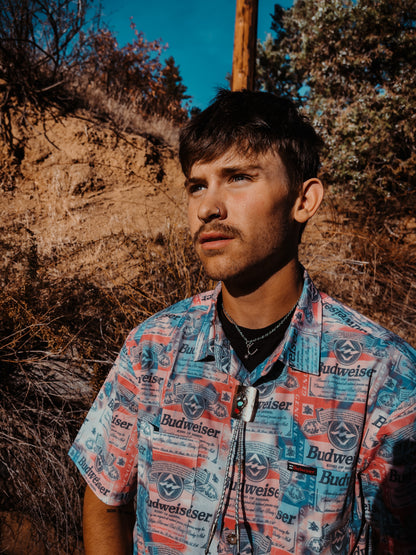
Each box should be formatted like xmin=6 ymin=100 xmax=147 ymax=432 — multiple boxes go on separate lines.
xmin=221 ymin=164 xmax=262 ymax=176
xmin=184 ymin=176 xmax=204 ymax=188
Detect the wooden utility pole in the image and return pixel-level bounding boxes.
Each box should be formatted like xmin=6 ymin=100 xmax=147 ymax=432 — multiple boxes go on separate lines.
xmin=231 ymin=0 xmax=259 ymax=91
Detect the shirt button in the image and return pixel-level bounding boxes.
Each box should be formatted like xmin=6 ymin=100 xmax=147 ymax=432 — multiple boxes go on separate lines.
xmin=227 ymin=532 xmax=237 ymax=545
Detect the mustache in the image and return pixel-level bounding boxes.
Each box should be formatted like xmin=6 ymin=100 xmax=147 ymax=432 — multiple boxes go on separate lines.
xmin=193 ymin=222 xmax=243 ymax=244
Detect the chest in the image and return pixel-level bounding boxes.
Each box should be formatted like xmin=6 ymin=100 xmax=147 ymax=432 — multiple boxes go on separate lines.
xmin=134 ymin=361 xmax=368 ymax=554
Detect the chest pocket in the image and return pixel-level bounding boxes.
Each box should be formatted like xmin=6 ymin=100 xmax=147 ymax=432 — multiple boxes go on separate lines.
xmin=137 ymin=419 xmax=200 ymax=545
xmin=268 ymin=460 xmax=317 ymax=553
xmin=273 ymin=460 xmax=356 ymax=554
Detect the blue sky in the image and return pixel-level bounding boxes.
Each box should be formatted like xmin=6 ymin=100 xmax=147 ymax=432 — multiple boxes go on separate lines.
xmin=99 ymin=1 xmax=293 ymax=109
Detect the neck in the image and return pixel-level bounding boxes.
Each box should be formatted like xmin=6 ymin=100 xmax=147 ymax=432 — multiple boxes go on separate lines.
xmin=221 ymin=259 xmax=303 ymax=329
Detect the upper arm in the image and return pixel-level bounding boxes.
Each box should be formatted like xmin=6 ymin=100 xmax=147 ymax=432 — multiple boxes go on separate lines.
xmin=361 ymin=400 xmax=416 ymax=550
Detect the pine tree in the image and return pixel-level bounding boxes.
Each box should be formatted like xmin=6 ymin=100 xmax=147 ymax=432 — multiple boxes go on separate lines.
xmin=161 ymin=56 xmax=189 ymax=103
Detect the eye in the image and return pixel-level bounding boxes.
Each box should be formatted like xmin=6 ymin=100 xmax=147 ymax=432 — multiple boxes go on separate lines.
xmin=186 ymin=182 xmax=206 ymax=195
xmin=230 ymin=174 xmax=251 ymax=183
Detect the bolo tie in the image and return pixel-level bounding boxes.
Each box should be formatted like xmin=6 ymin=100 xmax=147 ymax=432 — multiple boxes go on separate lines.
xmin=205 ymin=385 xmax=259 ymax=554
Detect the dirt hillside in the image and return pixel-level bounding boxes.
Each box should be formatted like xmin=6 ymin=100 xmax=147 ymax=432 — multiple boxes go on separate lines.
xmin=0 ymin=109 xmax=415 ymax=554
xmin=2 ymin=110 xmax=414 ymax=337
xmin=1 ymin=111 xmax=189 ymax=286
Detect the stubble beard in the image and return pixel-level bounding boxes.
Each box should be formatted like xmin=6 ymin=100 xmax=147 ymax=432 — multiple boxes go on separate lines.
xmin=196 ymin=221 xmax=296 ymax=291
xmin=193 ymin=221 xmax=244 ymax=282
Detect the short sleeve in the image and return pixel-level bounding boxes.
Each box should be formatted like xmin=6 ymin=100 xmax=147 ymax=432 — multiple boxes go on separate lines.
xmin=69 ymin=343 xmax=139 ymax=505
xmin=360 ymin=394 xmax=416 ymax=551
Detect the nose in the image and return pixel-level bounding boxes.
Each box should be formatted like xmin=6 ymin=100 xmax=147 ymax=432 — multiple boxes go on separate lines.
xmin=197 ymin=193 xmax=226 ymax=224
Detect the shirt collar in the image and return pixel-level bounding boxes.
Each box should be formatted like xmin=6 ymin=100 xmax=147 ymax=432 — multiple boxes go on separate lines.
xmin=194 ymin=284 xmax=222 ymax=362
xmin=194 ymin=269 xmax=322 ymax=376
xmin=277 ymin=268 xmax=322 ymax=375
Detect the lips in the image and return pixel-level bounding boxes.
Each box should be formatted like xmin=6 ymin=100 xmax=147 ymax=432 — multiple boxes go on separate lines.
xmin=197 ymin=230 xmax=234 ymax=251
xmin=193 ymin=223 xmax=241 ymax=252
xmin=199 ymin=231 xmax=233 ymax=244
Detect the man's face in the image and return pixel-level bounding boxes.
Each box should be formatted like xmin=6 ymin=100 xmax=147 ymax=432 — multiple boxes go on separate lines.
xmin=186 ymin=148 xmax=301 ymax=290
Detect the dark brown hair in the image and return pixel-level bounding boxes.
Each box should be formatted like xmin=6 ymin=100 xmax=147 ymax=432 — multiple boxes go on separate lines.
xmin=179 ymin=89 xmax=323 ymax=195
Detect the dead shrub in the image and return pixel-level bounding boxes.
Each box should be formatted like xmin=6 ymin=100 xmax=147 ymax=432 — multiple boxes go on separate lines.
xmin=0 ymin=212 xmax=415 ymax=552
xmin=0 ymin=225 xmax=210 ymax=551
xmin=301 ymin=197 xmax=416 ymax=345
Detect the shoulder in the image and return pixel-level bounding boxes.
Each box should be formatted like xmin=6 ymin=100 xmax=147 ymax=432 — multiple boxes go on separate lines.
xmin=319 ymin=291 xmax=416 ymax=368
xmin=125 ymin=288 xmax=217 ymax=344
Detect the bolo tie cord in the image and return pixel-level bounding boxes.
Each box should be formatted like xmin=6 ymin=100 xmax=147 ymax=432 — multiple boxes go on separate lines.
xmin=205 ymin=418 xmax=246 ymax=555
xmin=234 ymin=419 xmax=245 ymax=552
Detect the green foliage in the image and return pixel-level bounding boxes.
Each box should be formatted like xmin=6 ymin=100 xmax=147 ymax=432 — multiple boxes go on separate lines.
xmin=159 ymin=56 xmax=190 ymax=121
xmin=256 ymin=4 xmax=301 ymax=98
xmin=257 ymin=0 xmax=416 ymax=214
xmin=162 ymin=56 xmax=189 ymax=102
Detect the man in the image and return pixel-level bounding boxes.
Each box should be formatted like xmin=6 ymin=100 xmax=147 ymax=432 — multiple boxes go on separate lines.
xmin=69 ymin=90 xmax=416 ymax=554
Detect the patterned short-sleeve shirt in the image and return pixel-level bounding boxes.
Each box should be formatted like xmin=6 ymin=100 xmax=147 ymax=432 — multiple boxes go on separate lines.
xmin=69 ymin=270 xmax=416 ymax=554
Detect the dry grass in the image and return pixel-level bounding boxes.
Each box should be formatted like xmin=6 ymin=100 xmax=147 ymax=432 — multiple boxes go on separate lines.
xmin=1 ymin=214 xmax=415 ymax=552
xmin=77 ymin=81 xmax=180 ymax=148
xmin=0 ymin=108 xmax=414 ymax=552
xmin=0 ymin=224 xmax=211 ymax=553
xmin=301 ymin=196 xmax=416 ymax=345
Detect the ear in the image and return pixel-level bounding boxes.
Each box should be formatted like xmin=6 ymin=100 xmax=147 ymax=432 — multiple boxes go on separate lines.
xmin=292 ymin=178 xmax=324 ymax=224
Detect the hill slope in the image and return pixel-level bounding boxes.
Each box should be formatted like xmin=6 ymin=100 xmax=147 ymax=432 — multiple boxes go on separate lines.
xmin=0 ymin=109 xmax=415 ymax=553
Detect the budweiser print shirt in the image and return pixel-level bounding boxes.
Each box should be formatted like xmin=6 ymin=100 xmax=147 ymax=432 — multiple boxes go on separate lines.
xmin=69 ymin=270 xmax=416 ymax=554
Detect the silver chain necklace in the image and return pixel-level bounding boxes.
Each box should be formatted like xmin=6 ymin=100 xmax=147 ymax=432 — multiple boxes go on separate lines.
xmin=222 ymin=302 xmax=297 ymax=359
